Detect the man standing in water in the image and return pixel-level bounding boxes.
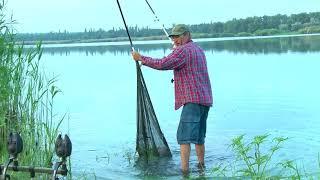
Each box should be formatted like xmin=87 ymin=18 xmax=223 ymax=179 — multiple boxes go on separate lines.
xmin=132 ymin=24 xmax=213 ymax=175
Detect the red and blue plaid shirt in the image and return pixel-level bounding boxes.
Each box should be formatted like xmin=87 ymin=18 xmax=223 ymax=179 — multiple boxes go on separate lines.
xmin=141 ymin=40 xmax=213 ymax=110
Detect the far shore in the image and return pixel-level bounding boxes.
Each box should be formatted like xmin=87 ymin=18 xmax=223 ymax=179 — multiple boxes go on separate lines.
xmin=19 ymin=33 xmax=320 ymax=47
xmin=18 ymin=36 xmax=167 ymax=45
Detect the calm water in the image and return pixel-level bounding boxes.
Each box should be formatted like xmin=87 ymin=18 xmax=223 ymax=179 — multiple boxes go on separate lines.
xmin=40 ymin=35 xmax=320 ymax=179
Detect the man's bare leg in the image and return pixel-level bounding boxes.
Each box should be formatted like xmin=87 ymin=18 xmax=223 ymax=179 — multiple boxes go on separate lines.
xmin=180 ymin=144 xmax=191 ymax=174
xmin=195 ymin=144 xmax=205 ymax=168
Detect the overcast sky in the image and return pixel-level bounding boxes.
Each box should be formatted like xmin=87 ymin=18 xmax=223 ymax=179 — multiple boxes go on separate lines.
xmin=5 ymin=0 xmax=320 ymax=33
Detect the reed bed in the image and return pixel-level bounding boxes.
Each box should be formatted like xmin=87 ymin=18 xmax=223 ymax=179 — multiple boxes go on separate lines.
xmin=0 ymin=2 xmax=66 ymax=179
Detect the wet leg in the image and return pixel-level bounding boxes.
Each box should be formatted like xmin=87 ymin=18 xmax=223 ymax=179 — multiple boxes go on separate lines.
xmin=180 ymin=144 xmax=190 ymax=175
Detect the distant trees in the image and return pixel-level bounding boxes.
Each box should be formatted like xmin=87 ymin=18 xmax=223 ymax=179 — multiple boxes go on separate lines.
xmin=188 ymin=12 xmax=320 ymax=35
xmin=15 ymin=12 xmax=320 ymax=42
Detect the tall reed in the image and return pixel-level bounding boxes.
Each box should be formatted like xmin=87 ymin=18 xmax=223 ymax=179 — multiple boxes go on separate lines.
xmin=0 ymin=2 xmax=66 ymax=178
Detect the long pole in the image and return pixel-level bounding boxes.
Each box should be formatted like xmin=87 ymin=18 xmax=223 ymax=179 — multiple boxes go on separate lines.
xmin=143 ymin=0 xmax=171 ymax=41
xmin=116 ymin=0 xmax=135 ymax=51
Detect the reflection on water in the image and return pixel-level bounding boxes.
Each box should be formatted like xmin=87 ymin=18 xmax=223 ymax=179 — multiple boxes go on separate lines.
xmin=41 ymin=35 xmax=320 ymax=56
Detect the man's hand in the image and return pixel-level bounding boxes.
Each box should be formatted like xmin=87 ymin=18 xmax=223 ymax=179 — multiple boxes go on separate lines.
xmin=132 ymin=51 xmax=142 ymax=61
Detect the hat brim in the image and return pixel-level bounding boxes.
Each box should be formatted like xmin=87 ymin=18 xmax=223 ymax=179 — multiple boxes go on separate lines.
xmin=168 ymin=32 xmax=184 ymax=37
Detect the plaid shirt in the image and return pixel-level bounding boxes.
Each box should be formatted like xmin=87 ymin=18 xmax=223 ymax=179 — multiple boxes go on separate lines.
xmin=141 ymin=40 xmax=213 ymax=110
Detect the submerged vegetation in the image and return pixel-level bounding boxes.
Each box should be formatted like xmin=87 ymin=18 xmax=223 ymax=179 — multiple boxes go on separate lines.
xmin=15 ymin=11 xmax=320 ymax=44
xmin=0 ymin=2 xmax=66 ymax=179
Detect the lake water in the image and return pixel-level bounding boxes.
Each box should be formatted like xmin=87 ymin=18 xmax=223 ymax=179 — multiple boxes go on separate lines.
xmin=40 ymin=35 xmax=320 ymax=179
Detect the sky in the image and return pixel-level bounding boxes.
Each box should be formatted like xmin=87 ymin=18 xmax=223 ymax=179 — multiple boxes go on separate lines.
xmin=5 ymin=0 xmax=320 ymax=33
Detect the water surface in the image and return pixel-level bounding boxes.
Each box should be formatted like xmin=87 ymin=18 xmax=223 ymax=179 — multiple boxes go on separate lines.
xmin=41 ymin=35 xmax=320 ymax=179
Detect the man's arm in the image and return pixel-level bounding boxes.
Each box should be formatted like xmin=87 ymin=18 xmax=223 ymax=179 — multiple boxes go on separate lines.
xmin=132 ymin=48 xmax=186 ymax=70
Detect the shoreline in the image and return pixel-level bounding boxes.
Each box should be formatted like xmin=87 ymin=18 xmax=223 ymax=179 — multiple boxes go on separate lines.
xmin=20 ymin=33 xmax=320 ymax=48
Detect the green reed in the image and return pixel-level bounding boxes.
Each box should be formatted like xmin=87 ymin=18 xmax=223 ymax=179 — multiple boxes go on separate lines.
xmin=0 ymin=2 xmax=66 ymax=179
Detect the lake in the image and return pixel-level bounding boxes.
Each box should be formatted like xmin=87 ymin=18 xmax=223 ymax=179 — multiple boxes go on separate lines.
xmin=40 ymin=35 xmax=320 ymax=179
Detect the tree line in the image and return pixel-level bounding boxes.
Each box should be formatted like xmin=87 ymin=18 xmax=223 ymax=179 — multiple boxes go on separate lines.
xmin=15 ymin=12 xmax=320 ymax=42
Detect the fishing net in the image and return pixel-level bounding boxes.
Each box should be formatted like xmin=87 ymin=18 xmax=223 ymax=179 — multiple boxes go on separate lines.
xmin=135 ymin=62 xmax=171 ymax=159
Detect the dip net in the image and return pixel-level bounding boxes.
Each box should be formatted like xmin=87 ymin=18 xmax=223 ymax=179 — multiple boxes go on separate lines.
xmin=135 ymin=62 xmax=171 ymax=159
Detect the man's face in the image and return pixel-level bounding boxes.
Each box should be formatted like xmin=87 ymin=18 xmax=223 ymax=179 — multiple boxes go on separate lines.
xmin=171 ymin=33 xmax=188 ymax=47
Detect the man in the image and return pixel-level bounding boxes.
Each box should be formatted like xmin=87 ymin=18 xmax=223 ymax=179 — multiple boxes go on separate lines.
xmin=132 ymin=24 xmax=213 ymax=175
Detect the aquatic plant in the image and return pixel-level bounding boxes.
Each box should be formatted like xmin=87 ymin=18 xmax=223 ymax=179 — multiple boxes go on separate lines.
xmin=210 ymin=134 xmax=320 ymax=179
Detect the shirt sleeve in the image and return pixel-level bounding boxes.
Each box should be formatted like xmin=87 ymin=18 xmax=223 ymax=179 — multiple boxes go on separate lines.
xmin=141 ymin=47 xmax=187 ymax=70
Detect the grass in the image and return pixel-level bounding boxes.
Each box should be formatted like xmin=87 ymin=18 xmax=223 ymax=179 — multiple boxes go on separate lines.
xmin=0 ymin=2 xmax=67 ymax=179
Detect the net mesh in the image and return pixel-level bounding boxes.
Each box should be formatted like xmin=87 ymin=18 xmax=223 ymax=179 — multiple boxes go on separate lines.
xmin=135 ymin=62 xmax=171 ymax=159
